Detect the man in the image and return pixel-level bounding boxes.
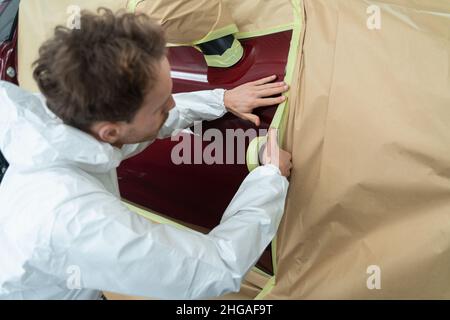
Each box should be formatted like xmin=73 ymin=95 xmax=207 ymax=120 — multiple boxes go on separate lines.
xmin=0 ymin=8 xmax=291 ymax=299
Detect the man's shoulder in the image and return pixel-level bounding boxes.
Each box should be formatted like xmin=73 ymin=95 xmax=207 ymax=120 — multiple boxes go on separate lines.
xmin=1 ymin=165 xmax=111 ymax=212
xmin=32 ymin=165 xmax=107 ymax=191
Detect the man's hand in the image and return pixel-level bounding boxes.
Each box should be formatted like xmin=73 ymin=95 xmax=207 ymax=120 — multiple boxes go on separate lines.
xmin=224 ymin=75 xmax=289 ymax=126
xmin=261 ymin=128 xmax=292 ymax=177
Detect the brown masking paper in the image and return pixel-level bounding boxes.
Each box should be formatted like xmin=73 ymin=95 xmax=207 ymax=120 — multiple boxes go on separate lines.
xmin=134 ymin=0 xmax=236 ymax=44
xmin=267 ymin=0 xmax=450 ymax=299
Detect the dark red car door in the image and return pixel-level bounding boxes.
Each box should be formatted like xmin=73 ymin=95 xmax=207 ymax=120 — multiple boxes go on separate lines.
xmin=0 ymin=0 xmax=19 ymax=183
xmin=117 ymin=31 xmax=292 ymax=275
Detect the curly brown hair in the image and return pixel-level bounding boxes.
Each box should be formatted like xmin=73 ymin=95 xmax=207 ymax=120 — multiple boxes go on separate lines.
xmin=33 ymin=8 xmax=167 ymax=132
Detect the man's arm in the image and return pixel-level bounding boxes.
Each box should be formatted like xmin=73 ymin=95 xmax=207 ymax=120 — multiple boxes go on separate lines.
xmin=157 ymin=89 xmax=227 ymax=139
xmin=47 ymin=164 xmax=288 ymax=299
xmin=121 ymin=89 xmax=226 ymax=159
xmin=121 ymin=76 xmax=288 ymax=159
xmin=158 ymin=75 xmax=289 ymax=139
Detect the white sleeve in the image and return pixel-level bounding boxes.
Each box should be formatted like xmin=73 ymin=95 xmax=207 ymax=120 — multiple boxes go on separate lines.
xmin=157 ymin=89 xmax=227 ymax=139
xmin=50 ymin=164 xmax=288 ymax=299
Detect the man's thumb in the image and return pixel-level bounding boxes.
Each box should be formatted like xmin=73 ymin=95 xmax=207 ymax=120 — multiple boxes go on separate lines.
xmin=244 ymin=113 xmax=261 ymax=127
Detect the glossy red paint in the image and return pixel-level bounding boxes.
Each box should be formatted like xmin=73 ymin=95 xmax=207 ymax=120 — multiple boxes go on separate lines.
xmin=118 ymin=31 xmax=292 ymax=274
xmin=0 ymin=21 xmax=17 ymax=85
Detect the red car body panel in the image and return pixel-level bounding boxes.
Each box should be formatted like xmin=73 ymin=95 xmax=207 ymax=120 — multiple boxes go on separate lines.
xmin=0 ymin=8 xmax=17 ymax=85
xmin=117 ymin=31 xmax=292 ymax=274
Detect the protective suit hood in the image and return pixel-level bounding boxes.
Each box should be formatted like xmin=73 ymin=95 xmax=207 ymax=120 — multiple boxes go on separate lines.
xmin=0 ymin=81 xmax=123 ymax=173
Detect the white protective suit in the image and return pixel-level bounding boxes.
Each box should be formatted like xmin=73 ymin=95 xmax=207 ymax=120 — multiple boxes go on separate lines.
xmin=0 ymin=81 xmax=289 ymax=300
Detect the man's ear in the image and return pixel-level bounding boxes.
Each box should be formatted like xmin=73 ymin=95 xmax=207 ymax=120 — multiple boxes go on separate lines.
xmin=91 ymin=122 xmax=122 ymax=144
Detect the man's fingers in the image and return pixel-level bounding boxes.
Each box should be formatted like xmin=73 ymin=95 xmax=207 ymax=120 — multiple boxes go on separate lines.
xmin=267 ymin=127 xmax=279 ymax=151
xmin=268 ymin=128 xmax=280 ymax=167
xmin=254 ymin=96 xmax=286 ymax=107
xmin=256 ymin=82 xmax=286 ymax=91
xmin=250 ymin=75 xmax=277 ymax=86
xmin=257 ymin=85 xmax=289 ymax=98
xmin=242 ymin=113 xmax=261 ymax=126
xmin=267 ymin=128 xmax=280 ymax=167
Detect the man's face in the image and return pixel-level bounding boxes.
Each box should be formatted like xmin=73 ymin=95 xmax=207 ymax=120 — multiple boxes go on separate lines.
xmin=91 ymin=56 xmax=175 ymax=147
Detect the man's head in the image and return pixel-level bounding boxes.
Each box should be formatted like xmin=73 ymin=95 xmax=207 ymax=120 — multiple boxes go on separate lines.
xmin=33 ymin=8 xmax=175 ymax=147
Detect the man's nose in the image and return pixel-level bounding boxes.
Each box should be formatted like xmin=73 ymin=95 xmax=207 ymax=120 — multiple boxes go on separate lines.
xmin=168 ymin=96 xmax=175 ymax=110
